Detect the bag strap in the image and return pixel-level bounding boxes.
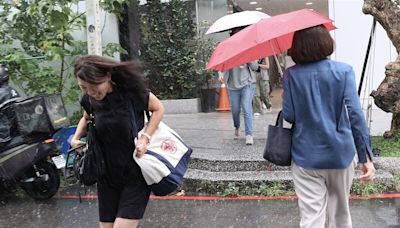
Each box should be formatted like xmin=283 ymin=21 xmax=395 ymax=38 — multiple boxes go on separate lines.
xmin=127 ymin=101 xmax=138 ymax=139
xmin=275 ymin=110 xmax=284 ymax=127
xmin=127 ymin=100 xmax=152 ymax=139
xmin=276 ymin=110 xmax=295 ymax=130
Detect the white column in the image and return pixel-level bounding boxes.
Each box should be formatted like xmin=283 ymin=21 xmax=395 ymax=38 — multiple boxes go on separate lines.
xmin=85 ymin=0 xmax=102 ymax=55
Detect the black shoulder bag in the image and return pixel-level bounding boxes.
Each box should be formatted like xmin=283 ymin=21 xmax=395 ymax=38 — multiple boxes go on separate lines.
xmin=68 ymin=113 xmax=106 ymax=186
xmin=263 ymin=110 xmax=292 ymax=166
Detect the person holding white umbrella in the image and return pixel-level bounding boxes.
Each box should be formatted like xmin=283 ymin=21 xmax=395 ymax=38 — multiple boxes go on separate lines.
xmin=208 ymin=11 xmax=269 ymax=145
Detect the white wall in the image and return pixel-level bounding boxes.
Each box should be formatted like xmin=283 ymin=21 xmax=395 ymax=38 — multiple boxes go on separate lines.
xmin=329 ymin=0 xmax=397 ymax=135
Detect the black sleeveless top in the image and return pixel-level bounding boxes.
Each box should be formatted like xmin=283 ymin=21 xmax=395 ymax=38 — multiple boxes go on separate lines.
xmin=80 ymin=87 xmax=149 ymax=187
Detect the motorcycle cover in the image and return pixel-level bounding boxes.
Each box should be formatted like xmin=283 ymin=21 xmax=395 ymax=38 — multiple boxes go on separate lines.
xmin=13 ymin=94 xmax=70 ymax=137
xmin=14 ymin=96 xmax=51 ymax=136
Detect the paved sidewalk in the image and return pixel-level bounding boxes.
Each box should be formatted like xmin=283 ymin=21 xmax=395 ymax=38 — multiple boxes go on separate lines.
xmin=163 ymin=111 xmax=275 ymax=161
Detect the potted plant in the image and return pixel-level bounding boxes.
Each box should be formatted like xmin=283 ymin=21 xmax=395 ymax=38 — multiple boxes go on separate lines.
xmin=194 ymin=32 xmax=217 ymax=112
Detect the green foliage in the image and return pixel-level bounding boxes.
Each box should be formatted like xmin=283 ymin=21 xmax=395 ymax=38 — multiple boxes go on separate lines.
xmin=394 ymin=175 xmax=400 ymax=192
xmin=196 ymin=181 xmax=293 ymax=197
xmin=103 ymin=43 xmax=128 ymax=58
xmin=350 ymin=181 xmax=391 ymax=197
xmin=223 ymin=182 xmax=241 ymax=196
xmin=221 ymin=181 xmax=293 ymax=197
xmin=0 ymin=0 xmax=86 ymax=99
xmin=99 ymin=0 xmax=129 ymax=20
xmin=371 ymin=131 xmax=400 ymax=157
xmin=140 ymin=0 xmax=200 ymax=99
xmin=194 ymin=27 xmax=217 ymax=89
xmin=60 ymin=173 xmax=78 ymax=188
xmin=70 ymin=109 xmax=84 ymax=125
xmin=0 ymin=0 xmax=127 ymax=106
xmin=256 ymin=181 xmax=288 ymax=196
xmin=194 ymin=179 xmax=399 ymax=197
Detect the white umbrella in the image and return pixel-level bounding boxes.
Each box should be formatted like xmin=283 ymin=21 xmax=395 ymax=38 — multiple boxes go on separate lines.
xmin=206 ymin=11 xmax=270 ymax=35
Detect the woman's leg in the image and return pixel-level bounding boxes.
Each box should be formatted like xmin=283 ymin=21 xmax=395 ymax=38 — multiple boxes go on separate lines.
xmin=253 ymin=76 xmax=262 ymax=114
xmin=113 ymin=175 xmax=150 ymax=228
xmin=241 ymin=83 xmax=256 ymax=136
xmin=260 ymin=79 xmax=272 ymax=109
xmin=113 ymin=218 xmax=140 ymax=228
xmin=325 ymin=158 xmax=356 ymax=228
xmin=228 ymin=89 xmax=241 ymax=131
xmin=292 ymin=163 xmax=328 ymax=228
xmin=99 ymin=222 xmax=114 ymax=228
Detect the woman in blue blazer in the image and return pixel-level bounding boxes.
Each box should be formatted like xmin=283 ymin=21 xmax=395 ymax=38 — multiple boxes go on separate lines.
xmin=282 ymin=25 xmax=375 ymax=228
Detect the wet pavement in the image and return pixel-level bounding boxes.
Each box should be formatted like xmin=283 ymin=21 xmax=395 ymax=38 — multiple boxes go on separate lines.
xmin=1 ymin=89 xmax=398 ymax=227
xmin=1 ymin=194 xmax=399 ymax=228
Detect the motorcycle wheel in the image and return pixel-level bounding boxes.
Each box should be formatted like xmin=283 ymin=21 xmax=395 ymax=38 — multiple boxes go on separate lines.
xmin=20 ymin=161 xmax=60 ymax=200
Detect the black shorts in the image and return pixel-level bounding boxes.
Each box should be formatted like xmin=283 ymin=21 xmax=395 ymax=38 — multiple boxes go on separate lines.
xmin=97 ymin=174 xmax=151 ymax=222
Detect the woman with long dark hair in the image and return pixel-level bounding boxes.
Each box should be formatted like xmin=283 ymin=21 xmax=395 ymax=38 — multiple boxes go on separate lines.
xmin=283 ymin=25 xmax=375 ymax=228
xmin=71 ymin=55 xmax=164 ymax=228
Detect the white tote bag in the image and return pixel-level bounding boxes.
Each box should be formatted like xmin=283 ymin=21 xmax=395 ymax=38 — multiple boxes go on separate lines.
xmin=128 ymin=102 xmax=192 ymax=196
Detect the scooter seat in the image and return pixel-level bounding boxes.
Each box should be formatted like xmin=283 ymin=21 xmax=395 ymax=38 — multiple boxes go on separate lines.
xmin=0 ymin=135 xmax=26 ymax=153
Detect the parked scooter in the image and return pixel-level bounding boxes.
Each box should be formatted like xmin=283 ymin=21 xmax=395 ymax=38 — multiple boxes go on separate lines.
xmin=0 ymin=138 xmax=62 ymax=200
xmin=0 ymin=93 xmax=70 ymax=200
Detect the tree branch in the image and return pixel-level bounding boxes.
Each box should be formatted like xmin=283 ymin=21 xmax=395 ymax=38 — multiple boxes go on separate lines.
xmin=363 ymin=0 xmax=400 ymax=54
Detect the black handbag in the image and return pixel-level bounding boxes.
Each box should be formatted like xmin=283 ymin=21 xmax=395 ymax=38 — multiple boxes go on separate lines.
xmin=263 ymin=110 xmax=292 ymax=166
xmin=68 ymin=114 xmax=106 ymax=186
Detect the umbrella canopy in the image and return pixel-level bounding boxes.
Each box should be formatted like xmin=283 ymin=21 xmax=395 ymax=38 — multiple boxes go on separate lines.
xmin=205 ymin=11 xmax=270 ymax=35
xmin=206 ymin=9 xmax=336 ymax=71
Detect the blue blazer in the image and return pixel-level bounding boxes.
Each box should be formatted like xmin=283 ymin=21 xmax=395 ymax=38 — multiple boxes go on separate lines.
xmin=282 ymin=59 xmax=373 ymax=169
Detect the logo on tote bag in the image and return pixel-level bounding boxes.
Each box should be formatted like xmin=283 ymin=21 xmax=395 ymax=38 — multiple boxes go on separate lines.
xmin=161 ymin=138 xmax=177 ymax=154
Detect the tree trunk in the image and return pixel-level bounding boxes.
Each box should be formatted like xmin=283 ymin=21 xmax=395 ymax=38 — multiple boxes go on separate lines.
xmin=363 ymin=0 xmax=400 ymax=137
xmin=119 ymin=0 xmax=140 ymax=60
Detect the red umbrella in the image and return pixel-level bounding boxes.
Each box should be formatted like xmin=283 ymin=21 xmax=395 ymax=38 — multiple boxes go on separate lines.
xmin=206 ymin=9 xmax=336 ymax=72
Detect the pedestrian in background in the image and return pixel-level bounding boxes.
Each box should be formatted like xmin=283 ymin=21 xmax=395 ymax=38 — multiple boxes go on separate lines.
xmin=0 ymin=64 xmax=20 ymax=105
xmin=253 ymin=57 xmax=272 ymax=116
xmin=282 ymin=25 xmax=375 ymax=228
xmin=0 ymin=64 xmax=20 ymax=145
xmin=70 ymin=55 xmax=164 ymax=228
xmin=218 ymin=26 xmax=258 ymax=145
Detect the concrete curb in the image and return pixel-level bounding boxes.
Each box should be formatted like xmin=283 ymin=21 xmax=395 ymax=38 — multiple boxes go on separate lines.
xmin=162 ymin=98 xmax=201 ymax=114
xmin=182 ymin=169 xmax=396 ymax=195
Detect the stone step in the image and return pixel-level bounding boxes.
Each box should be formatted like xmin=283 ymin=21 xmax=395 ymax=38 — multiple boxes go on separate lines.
xmin=188 ymin=157 xmax=290 ymax=172
xmin=188 ymin=156 xmax=400 ymax=172
xmin=373 ymin=157 xmax=400 ymax=174
xmin=182 ymin=169 xmax=395 ymax=195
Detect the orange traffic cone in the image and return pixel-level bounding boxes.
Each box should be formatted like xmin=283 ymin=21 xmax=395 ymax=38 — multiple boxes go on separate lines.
xmin=216 ymin=83 xmax=231 ymax=112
